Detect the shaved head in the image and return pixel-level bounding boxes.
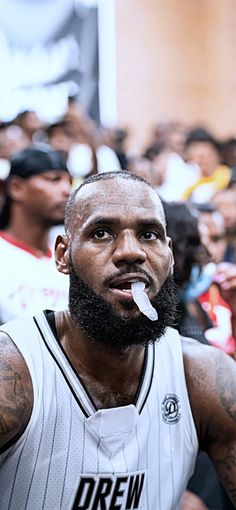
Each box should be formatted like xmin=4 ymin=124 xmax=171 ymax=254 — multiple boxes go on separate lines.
xmin=64 ymin=171 xmax=163 ymax=234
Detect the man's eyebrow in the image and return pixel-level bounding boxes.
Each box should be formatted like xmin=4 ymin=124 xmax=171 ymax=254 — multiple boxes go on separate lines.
xmin=137 ymin=218 xmax=166 ymax=237
xmin=84 ymin=216 xmax=166 ymax=234
xmin=85 ymin=216 xmax=118 ymax=227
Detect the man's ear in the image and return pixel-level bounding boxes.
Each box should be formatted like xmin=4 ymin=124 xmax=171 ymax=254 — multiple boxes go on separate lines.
xmin=8 ymin=176 xmax=27 ymax=202
xmin=55 ymin=234 xmax=70 ymax=274
xmin=167 ymin=236 xmax=175 ymax=276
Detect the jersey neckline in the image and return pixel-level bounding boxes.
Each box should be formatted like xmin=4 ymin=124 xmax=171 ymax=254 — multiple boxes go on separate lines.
xmin=34 ymin=310 xmax=155 ymax=418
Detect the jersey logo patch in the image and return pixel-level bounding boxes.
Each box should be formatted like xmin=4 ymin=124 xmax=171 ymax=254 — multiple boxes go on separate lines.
xmin=161 ymin=393 xmax=181 ymax=424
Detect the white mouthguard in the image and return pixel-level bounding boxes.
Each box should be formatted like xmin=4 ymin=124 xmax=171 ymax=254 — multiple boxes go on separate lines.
xmin=131 ymin=281 xmax=158 ymax=321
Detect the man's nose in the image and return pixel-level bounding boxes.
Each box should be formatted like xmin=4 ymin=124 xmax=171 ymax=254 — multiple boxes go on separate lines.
xmin=61 ymin=178 xmax=72 ymax=197
xmin=112 ymin=231 xmax=147 ymax=265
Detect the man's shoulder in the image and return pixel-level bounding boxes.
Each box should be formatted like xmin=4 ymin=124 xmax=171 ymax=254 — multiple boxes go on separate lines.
xmin=181 ymin=334 xmax=211 ymax=352
xmin=181 ymin=335 xmax=236 ymax=444
xmin=0 ymin=233 xmax=29 ymax=258
xmin=181 ymin=334 xmax=228 ymax=385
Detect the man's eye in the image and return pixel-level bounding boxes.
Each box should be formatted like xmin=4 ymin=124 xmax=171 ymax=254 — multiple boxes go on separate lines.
xmin=44 ymin=175 xmax=61 ymax=182
xmin=93 ymin=229 xmax=111 ymax=239
xmin=141 ymin=231 xmax=159 ymax=241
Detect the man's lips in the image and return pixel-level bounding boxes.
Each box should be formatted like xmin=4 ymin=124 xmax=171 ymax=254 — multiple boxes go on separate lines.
xmin=108 ymin=274 xmax=150 ymax=300
xmin=109 ymin=274 xmax=149 ymax=290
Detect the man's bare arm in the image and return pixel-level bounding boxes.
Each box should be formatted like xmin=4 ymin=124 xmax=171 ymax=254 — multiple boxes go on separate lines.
xmin=207 ymin=350 xmax=236 ymax=505
xmin=183 ymin=339 xmax=236 ymax=506
xmin=213 ymin=262 xmax=236 ymax=357
xmin=0 ymin=332 xmax=33 ymax=450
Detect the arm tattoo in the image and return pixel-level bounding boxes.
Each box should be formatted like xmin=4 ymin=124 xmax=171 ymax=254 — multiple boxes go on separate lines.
xmin=0 ymin=335 xmax=31 ymax=442
xmin=215 ymin=446 xmax=236 ymax=505
xmin=216 ymin=353 xmax=236 ymax=422
xmin=212 ymin=353 xmax=236 ymax=504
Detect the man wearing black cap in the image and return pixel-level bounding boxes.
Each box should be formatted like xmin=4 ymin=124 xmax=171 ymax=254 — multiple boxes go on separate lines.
xmin=0 ymin=143 xmax=72 ymax=324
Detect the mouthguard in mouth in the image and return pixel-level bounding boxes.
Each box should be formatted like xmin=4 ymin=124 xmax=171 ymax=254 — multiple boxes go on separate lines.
xmin=131 ymin=281 xmax=158 ymax=321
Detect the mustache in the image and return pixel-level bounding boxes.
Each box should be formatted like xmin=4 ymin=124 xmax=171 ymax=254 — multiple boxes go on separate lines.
xmin=103 ymin=265 xmax=153 ymax=287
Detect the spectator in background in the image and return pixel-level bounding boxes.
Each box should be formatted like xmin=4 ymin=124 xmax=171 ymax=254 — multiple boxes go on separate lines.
xmin=222 ymin=137 xmax=236 ymax=169
xmin=47 ymin=122 xmax=72 ymax=160
xmin=163 ymin=200 xmax=236 ymax=355
xmin=0 ymin=123 xmax=31 ymax=208
xmin=143 ymin=141 xmax=171 ymax=189
xmin=48 ymin=99 xmax=121 ymax=182
xmin=14 ymin=110 xmax=46 ymax=143
xmin=0 ymin=143 xmax=72 ymax=324
xmin=165 ymin=121 xmax=187 ymax=158
xmin=211 ymin=186 xmax=236 ymax=263
xmin=163 ymin=200 xmax=235 ymax=510
xmin=149 ymin=120 xmax=186 ymax=155
xmin=163 ymin=201 xmax=212 ymax=343
xmin=47 ymin=120 xmax=99 ymax=183
xmin=144 ymin=121 xmax=198 ymax=201
xmin=127 ymin=155 xmax=153 ymax=184
xmin=196 ymin=203 xmax=228 ymax=264
xmin=183 ymin=127 xmax=231 ymax=203
xmin=104 ymin=126 xmax=129 ymax=169
xmin=0 ymin=123 xmax=30 ymax=178
xmin=0 ymin=123 xmax=30 ymax=160
xmin=148 ymin=119 xmax=172 ymax=145
xmin=194 ymin=202 xmax=235 ymax=355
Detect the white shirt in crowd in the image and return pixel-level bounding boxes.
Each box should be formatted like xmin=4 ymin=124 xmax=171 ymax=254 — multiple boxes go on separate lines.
xmin=0 ymin=233 xmax=69 ymax=324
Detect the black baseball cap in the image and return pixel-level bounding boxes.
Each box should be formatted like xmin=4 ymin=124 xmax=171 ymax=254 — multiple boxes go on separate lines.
xmin=0 ymin=144 xmax=70 ymax=229
xmin=9 ymin=143 xmax=69 ymax=179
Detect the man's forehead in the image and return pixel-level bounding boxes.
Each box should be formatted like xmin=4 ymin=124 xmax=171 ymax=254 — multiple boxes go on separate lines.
xmin=77 ymin=177 xmax=160 ymax=202
xmin=75 ymin=178 xmax=164 ymax=219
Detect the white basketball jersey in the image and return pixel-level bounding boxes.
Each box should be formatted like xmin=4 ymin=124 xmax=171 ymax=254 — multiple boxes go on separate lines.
xmin=0 ymin=312 xmax=198 ymax=510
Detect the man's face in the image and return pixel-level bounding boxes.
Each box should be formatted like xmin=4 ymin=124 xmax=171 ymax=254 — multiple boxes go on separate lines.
xmin=21 ymin=170 xmax=72 ymax=226
xmin=211 ymin=189 xmax=236 ymax=233
xmin=69 ymin=179 xmax=173 ymax=316
xmin=185 ymin=141 xmax=220 ymax=177
xmin=58 ymin=178 xmax=176 ymax=346
xmin=198 ymin=211 xmax=227 ymax=264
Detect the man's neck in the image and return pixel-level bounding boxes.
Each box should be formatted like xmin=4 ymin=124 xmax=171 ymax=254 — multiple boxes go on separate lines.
xmin=55 ymin=310 xmax=147 ymax=409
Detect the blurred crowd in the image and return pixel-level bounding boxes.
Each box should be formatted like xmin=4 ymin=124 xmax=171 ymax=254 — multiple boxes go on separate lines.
xmin=1 ymin=98 xmax=236 ymax=509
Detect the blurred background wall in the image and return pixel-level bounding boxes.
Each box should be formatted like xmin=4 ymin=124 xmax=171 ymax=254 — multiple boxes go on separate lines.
xmin=1 ymin=0 xmax=236 ymax=154
xmin=115 ymin=0 xmax=236 ymax=151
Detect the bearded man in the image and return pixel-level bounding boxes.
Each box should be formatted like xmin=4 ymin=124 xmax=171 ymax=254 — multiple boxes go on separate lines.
xmin=0 ymin=172 xmax=236 ymax=510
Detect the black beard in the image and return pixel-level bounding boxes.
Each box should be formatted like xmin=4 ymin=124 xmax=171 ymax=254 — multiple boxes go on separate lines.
xmin=68 ymin=263 xmax=178 ymax=349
